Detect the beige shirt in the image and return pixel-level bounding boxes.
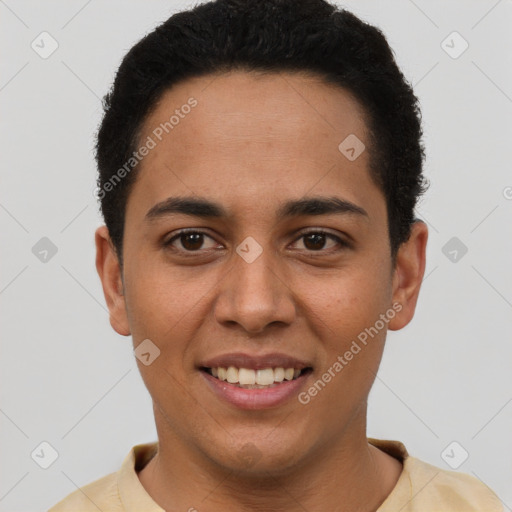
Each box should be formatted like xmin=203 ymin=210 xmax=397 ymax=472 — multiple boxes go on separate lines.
xmin=48 ymin=438 xmax=503 ymax=511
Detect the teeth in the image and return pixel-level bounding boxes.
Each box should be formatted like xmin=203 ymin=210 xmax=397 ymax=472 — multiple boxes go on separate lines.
xmin=256 ymin=368 xmax=274 ymax=385
xmin=207 ymin=366 xmax=306 ymax=387
xmin=217 ymin=367 xmax=227 ymax=381
xmin=226 ymin=366 xmax=238 ymax=384
xmin=238 ymin=368 xmax=256 ymax=385
xmin=274 ymin=367 xmax=285 ymax=382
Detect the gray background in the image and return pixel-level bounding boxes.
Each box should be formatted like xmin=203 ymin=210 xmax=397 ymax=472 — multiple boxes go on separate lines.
xmin=1 ymin=1 xmax=511 ymax=510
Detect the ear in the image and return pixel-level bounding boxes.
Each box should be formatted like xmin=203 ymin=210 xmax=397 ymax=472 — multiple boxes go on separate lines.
xmin=95 ymin=225 xmax=131 ymax=336
xmin=388 ymin=220 xmax=428 ymax=331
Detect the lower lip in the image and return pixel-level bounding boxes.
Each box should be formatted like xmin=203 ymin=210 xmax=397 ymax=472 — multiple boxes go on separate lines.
xmin=201 ymin=370 xmax=310 ymax=410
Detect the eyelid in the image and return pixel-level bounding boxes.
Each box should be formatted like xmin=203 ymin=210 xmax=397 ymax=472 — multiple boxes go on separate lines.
xmin=293 ymin=227 xmax=345 ymax=240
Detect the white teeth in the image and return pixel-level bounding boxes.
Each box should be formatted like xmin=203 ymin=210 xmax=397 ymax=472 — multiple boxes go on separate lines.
xmin=274 ymin=367 xmax=285 ymax=382
xmin=238 ymin=368 xmax=256 ymax=385
xmin=284 ymin=368 xmax=294 ymax=381
xmin=256 ymin=368 xmax=274 ymax=385
xmin=226 ymin=366 xmax=238 ymax=383
xmin=207 ymin=366 xmax=306 ymax=387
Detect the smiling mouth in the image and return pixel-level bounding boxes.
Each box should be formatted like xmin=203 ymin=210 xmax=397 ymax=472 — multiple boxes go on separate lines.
xmin=201 ymin=366 xmax=313 ymax=389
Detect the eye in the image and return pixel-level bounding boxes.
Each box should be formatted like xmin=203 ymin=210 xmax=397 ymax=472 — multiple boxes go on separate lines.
xmin=291 ymin=229 xmax=349 ymax=252
xmin=164 ymin=229 xmax=220 ymax=252
xmin=163 ymin=228 xmax=349 ymax=255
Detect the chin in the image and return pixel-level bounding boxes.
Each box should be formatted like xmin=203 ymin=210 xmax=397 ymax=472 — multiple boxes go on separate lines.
xmin=206 ymin=432 xmax=311 ymax=477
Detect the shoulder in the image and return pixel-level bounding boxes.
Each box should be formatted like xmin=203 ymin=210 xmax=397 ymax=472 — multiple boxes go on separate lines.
xmin=47 ymin=443 xmax=159 ymax=512
xmin=47 ymin=471 xmax=121 ymax=511
xmin=400 ymin=456 xmax=503 ymax=511
xmin=368 ymin=438 xmax=503 ymax=512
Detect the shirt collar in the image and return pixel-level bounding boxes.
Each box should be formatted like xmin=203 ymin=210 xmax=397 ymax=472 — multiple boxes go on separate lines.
xmin=118 ymin=442 xmax=163 ymax=512
xmin=117 ymin=438 xmax=410 ymax=511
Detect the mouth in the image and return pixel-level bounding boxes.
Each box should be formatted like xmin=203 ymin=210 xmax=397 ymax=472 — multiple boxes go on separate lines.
xmin=200 ymin=366 xmax=313 ymax=389
xmin=198 ymin=353 xmax=314 ymax=409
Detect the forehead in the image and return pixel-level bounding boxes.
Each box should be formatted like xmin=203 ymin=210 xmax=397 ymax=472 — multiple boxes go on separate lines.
xmin=142 ymin=69 xmax=368 ymax=157
xmin=127 ymin=70 xmax=384 ymax=225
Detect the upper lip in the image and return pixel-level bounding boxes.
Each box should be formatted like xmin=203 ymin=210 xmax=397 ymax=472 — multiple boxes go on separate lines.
xmin=200 ymin=352 xmax=312 ymax=371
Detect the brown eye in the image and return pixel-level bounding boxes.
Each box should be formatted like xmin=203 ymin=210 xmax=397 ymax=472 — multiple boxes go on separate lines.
xmin=303 ymin=233 xmax=328 ymax=250
xmin=164 ymin=230 xmax=219 ymax=252
xmin=180 ymin=233 xmax=204 ymax=250
xmin=292 ymin=230 xmax=349 ymax=253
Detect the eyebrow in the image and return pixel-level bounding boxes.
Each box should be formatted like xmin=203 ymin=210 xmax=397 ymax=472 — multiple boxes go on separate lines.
xmin=145 ymin=195 xmax=369 ymax=222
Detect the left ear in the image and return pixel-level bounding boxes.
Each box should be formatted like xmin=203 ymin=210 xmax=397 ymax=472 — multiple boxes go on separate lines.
xmin=388 ymin=220 xmax=428 ymax=331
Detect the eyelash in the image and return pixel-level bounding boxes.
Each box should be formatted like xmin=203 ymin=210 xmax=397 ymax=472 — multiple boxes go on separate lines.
xmin=163 ymin=228 xmax=350 ymax=255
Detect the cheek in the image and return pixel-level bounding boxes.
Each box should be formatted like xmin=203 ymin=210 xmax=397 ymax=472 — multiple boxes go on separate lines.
xmin=123 ymin=259 xmax=198 ymax=342
xmin=310 ymin=266 xmax=390 ymax=336
xmin=299 ymin=276 xmax=389 ymax=422
xmin=304 ymin=266 xmax=391 ymax=396
xmin=123 ymin=257 xmax=225 ymax=368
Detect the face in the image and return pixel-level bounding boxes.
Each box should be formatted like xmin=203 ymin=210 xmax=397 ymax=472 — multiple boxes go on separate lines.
xmin=96 ymin=70 xmax=427 ymax=474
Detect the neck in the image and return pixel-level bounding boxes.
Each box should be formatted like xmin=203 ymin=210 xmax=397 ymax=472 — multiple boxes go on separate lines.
xmin=138 ymin=407 xmax=402 ymax=512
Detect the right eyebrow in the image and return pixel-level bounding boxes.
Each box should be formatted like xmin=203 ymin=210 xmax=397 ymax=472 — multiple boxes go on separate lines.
xmin=145 ymin=196 xmax=227 ymax=221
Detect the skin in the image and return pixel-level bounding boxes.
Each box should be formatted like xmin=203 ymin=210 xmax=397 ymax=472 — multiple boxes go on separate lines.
xmin=96 ymin=70 xmax=428 ymax=512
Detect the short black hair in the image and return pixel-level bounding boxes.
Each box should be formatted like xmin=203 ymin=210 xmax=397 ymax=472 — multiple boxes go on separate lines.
xmin=96 ymin=0 xmax=428 ymax=266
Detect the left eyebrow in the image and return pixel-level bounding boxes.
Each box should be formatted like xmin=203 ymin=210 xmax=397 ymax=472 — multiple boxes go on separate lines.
xmin=145 ymin=195 xmax=369 ymax=222
xmin=276 ymin=196 xmax=369 ymax=220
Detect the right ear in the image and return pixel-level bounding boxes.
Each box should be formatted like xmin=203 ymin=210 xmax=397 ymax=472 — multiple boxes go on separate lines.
xmin=95 ymin=226 xmax=131 ymax=336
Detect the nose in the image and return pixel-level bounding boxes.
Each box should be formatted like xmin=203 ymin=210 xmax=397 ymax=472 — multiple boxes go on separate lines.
xmin=213 ymin=247 xmax=296 ymax=334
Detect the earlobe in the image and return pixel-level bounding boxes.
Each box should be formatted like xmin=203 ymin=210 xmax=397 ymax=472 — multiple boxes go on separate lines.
xmin=95 ymin=226 xmax=131 ymax=336
xmin=388 ymin=220 xmax=428 ymax=331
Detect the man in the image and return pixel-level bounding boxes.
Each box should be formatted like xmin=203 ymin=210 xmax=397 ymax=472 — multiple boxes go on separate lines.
xmin=49 ymin=0 xmax=502 ymax=510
